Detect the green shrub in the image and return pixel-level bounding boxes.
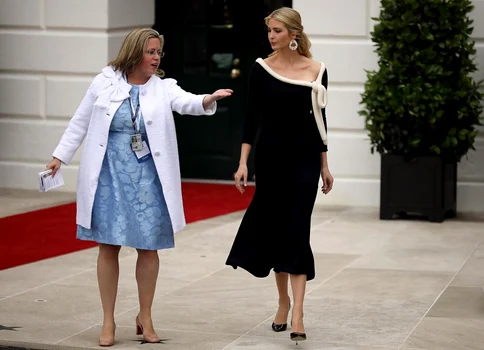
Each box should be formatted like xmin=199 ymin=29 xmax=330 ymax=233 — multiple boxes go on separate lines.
xmin=359 ymin=0 xmax=483 ymax=162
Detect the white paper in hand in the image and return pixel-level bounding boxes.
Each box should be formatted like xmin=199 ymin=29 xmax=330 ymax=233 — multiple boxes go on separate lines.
xmin=38 ymin=169 xmax=64 ymax=192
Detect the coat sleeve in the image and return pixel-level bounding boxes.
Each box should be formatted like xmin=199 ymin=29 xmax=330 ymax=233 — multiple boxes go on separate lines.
xmin=165 ymin=78 xmax=217 ymax=116
xmin=52 ymin=84 xmax=96 ymax=165
xmin=241 ymin=64 xmax=262 ymax=145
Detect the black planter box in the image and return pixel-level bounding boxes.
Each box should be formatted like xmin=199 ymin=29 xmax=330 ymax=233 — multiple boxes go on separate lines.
xmin=380 ymin=154 xmax=457 ymax=222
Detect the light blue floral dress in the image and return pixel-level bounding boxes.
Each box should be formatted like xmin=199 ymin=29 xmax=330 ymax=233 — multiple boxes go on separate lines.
xmin=77 ymin=85 xmax=175 ymax=250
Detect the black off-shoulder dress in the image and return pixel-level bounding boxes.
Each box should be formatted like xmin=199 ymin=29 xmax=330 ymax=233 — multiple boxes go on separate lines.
xmin=225 ymin=58 xmax=329 ymax=282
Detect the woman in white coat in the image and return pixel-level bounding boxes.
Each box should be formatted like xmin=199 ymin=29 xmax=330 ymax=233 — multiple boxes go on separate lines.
xmin=46 ymin=28 xmax=232 ymax=346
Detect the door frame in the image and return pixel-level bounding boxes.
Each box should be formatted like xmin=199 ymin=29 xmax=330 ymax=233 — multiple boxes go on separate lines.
xmin=153 ymin=0 xmax=293 ymax=180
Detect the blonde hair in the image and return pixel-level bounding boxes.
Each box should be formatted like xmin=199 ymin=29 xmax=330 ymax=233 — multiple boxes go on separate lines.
xmin=265 ymin=7 xmax=311 ymax=59
xmin=109 ymin=28 xmax=165 ymax=77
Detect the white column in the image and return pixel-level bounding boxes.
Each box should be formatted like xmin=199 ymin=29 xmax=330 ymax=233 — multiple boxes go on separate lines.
xmin=293 ymin=0 xmax=484 ymax=212
xmin=0 ymin=0 xmax=155 ymax=191
xmin=461 ymin=0 xmax=484 ymax=212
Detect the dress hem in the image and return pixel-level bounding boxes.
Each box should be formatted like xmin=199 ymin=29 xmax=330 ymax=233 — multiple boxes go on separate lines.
xmin=77 ymin=236 xmax=175 ymax=251
xmin=226 ymin=263 xmax=315 ymax=281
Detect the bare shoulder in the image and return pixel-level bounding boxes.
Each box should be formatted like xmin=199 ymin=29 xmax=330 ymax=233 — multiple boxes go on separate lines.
xmin=263 ymin=55 xmax=277 ymax=67
xmin=306 ymin=58 xmax=323 ymax=74
xmin=264 ymin=55 xmax=276 ymax=62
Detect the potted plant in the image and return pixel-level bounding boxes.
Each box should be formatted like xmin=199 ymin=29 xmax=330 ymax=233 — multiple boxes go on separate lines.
xmin=359 ymin=0 xmax=483 ymax=222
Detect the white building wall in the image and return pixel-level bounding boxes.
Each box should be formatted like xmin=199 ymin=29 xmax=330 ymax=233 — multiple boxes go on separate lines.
xmin=0 ymin=0 xmax=154 ymax=192
xmin=294 ymin=0 xmax=484 ymax=212
xmin=0 ymin=0 xmax=483 ymax=213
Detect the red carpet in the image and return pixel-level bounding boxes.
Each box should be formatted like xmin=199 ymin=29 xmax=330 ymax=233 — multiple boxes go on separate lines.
xmin=0 ymin=182 xmax=254 ymax=271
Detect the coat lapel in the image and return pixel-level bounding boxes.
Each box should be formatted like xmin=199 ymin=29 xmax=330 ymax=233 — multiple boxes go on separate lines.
xmin=138 ymin=75 xmax=159 ymax=125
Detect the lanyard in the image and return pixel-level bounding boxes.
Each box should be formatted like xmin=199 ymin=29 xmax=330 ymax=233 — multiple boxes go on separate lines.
xmin=128 ymin=96 xmax=140 ymax=132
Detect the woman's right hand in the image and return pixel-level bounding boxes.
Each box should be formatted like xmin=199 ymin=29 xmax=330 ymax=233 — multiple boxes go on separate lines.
xmin=46 ymin=157 xmax=62 ymax=177
xmin=234 ymin=164 xmax=248 ymax=194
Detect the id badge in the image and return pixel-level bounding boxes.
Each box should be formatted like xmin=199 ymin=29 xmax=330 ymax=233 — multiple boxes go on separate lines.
xmin=135 ymin=141 xmax=151 ymax=162
xmin=131 ymin=133 xmax=143 ymax=151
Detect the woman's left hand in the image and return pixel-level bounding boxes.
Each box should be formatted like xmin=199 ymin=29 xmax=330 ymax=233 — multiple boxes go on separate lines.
xmin=203 ymin=89 xmax=233 ymax=110
xmin=211 ymin=89 xmax=233 ymax=101
xmin=321 ymin=167 xmax=334 ymax=195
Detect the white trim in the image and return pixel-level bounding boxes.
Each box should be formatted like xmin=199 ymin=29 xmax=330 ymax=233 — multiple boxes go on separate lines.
xmin=255 ymin=58 xmax=328 ymax=145
xmin=256 ymin=57 xmax=324 ymax=86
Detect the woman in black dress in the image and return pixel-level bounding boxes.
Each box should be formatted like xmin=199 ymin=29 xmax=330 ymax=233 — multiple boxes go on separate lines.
xmin=225 ymin=7 xmax=334 ymax=344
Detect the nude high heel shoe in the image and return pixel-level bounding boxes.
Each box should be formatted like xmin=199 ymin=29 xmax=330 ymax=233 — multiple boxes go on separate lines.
xmin=99 ymin=323 xmax=116 ymax=347
xmin=135 ymin=314 xmax=161 ymax=343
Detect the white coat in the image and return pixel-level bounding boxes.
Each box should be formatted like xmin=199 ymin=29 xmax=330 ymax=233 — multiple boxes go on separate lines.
xmin=53 ymin=66 xmax=216 ymax=232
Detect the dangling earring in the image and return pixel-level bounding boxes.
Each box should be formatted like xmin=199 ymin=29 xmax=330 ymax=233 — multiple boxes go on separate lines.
xmin=289 ymin=39 xmax=298 ymax=51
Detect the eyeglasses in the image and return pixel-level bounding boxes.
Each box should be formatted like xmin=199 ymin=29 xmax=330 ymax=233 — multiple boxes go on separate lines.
xmin=146 ymin=49 xmax=165 ymax=58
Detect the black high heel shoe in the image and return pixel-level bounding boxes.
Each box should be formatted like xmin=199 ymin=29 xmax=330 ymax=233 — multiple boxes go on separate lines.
xmin=271 ymin=322 xmax=287 ymax=332
xmin=290 ymin=332 xmax=307 ymax=345
xmin=290 ymin=315 xmax=306 ymax=345
xmin=271 ymin=299 xmax=291 ymax=332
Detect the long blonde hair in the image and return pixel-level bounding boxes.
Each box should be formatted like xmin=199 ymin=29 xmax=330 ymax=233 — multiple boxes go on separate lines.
xmin=108 ymin=28 xmax=165 ymax=77
xmin=265 ymin=7 xmax=311 ymax=59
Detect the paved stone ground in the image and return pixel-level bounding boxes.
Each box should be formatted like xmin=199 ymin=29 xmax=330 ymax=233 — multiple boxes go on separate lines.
xmin=1 ymin=189 xmax=484 ymax=349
